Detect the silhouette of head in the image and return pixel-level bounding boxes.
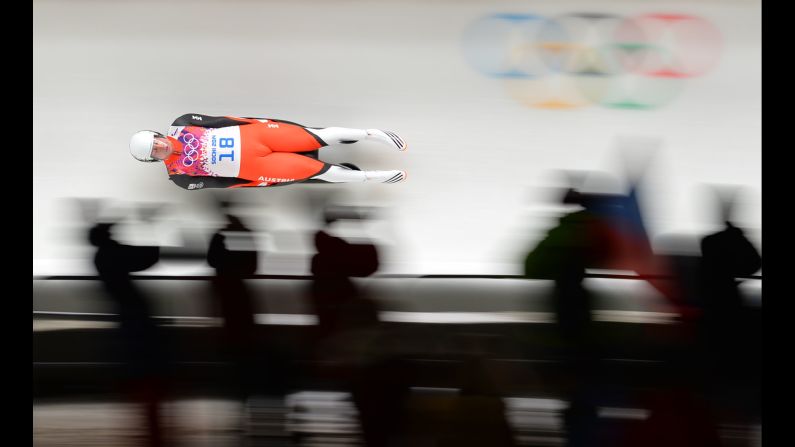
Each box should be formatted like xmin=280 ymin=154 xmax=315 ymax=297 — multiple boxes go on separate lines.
xmin=88 ymin=223 xmax=115 ymax=247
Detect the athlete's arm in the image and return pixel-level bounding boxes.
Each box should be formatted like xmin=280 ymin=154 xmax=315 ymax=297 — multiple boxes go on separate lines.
xmin=170 ymin=114 xmax=253 ymax=128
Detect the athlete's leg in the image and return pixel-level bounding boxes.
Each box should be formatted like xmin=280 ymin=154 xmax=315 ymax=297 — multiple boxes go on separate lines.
xmin=308 ymin=165 xmax=406 ymax=184
xmin=305 ymin=127 xmax=407 ymax=151
xmin=242 ymin=121 xmax=325 ymax=154
xmin=304 ymin=127 xmax=368 ymax=145
xmin=251 ymin=119 xmax=407 ymax=152
xmin=244 ymin=153 xmax=405 ymax=185
xmin=242 ymin=152 xmax=325 ymax=185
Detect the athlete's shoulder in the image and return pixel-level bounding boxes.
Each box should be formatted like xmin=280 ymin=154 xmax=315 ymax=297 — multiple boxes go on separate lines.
xmin=171 ymin=114 xmax=250 ymax=128
xmin=171 ymin=113 xmax=208 ymax=126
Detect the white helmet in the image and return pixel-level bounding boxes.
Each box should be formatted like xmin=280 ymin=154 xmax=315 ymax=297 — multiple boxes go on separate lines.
xmin=129 ymin=130 xmax=162 ymax=162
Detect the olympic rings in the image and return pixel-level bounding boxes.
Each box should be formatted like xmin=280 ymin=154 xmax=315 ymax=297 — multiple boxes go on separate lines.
xmin=461 ymin=12 xmax=723 ymax=109
xmin=181 ymin=133 xmax=202 ymax=167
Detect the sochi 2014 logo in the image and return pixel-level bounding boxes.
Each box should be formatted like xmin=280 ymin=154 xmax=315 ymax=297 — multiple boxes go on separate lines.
xmin=462 ymin=12 xmax=723 ymax=110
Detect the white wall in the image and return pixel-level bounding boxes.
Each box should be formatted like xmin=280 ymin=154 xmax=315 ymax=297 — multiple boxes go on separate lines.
xmin=33 ymin=0 xmax=761 ymax=275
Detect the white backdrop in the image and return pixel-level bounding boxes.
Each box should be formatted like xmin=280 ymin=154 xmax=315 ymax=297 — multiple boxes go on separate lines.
xmin=33 ymin=0 xmax=761 ymax=275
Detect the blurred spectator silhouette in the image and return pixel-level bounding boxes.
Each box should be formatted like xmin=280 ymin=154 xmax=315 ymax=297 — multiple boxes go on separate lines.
xmin=89 ymin=220 xmax=167 ymax=447
xmin=524 ymin=183 xmax=615 ymax=366
xmin=697 ymin=187 xmax=762 ymax=424
xmin=524 ymin=177 xmax=761 ymax=446
xmin=207 ymin=202 xmax=260 ymax=399
xmin=207 ymin=199 xmax=296 ymax=444
xmin=523 ymin=166 xmax=665 ymax=447
xmin=309 ymin=205 xmax=409 ymax=447
xmin=699 ymin=188 xmax=761 ymax=356
xmin=655 ymin=187 xmax=762 ymax=430
xmin=310 ymin=208 xmax=380 ymax=340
